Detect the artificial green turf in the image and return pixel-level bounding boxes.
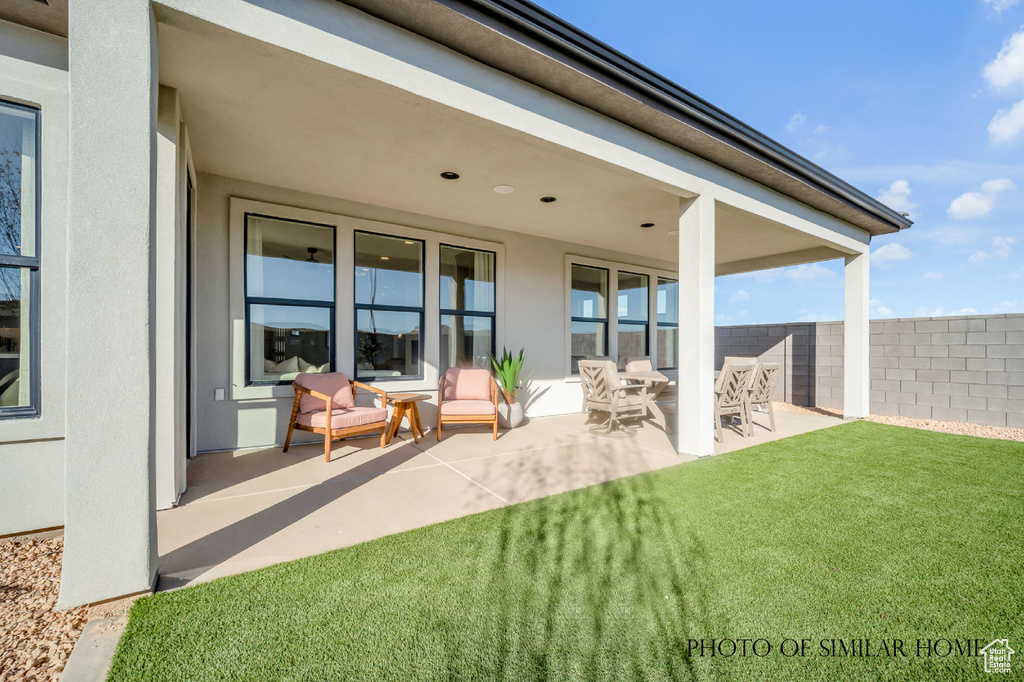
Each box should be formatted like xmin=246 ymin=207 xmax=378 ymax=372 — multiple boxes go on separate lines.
xmin=108 ymin=422 xmax=1024 ymax=680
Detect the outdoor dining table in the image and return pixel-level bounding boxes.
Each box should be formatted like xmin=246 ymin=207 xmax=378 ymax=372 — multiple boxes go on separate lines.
xmin=619 ymin=370 xmax=672 ymax=425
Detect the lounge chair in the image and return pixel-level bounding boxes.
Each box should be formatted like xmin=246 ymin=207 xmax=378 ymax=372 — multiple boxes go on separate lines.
xmin=437 ymin=368 xmax=500 ymax=440
xmin=283 ymin=372 xmax=389 ymax=462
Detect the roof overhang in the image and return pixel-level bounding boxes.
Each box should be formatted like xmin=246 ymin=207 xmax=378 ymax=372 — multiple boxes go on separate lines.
xmin=339 ymin=0 xmax=912 ymax=237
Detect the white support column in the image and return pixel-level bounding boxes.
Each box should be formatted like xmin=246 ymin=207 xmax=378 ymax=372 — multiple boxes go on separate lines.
xmin=843 ymin=250 xmax=870 ymax=419
xmin=60 ymin=0 xmax=159 ymax=608
xmin=676 ymin=195 xmax=716 ymax=457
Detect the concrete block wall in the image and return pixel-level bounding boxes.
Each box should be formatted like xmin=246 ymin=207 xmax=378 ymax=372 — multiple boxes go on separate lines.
xmin=715 ymin=313 xmax=1024 ymax=428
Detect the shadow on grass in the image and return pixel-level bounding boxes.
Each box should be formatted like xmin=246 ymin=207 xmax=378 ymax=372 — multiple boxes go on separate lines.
xmin=433 ymin=434 xmax=723 ymax=681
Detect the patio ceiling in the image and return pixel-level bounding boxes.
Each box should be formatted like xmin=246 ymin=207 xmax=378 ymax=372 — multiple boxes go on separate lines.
xmin=156 ymin=10 xmax=849 ymax=271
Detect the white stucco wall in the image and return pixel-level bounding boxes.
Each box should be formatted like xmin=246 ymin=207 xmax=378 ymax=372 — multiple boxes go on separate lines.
xmin=0 ymin=20 xmax=68 ymax=535
xmin=154 ymin=85 xmax=193 ymax=509
xmin=194 ymin=173 xmax=678 ymax=453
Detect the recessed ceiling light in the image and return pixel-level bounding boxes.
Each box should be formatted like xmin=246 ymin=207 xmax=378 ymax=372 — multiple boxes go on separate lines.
xmin=540 ymin=196 xmax=557 ymax=203
xmin=493 ymin=184 xmax=515 ymax=194
xmin=668 ymin=230 xmax=679 ymax=236
xmin=380 ymin=256 xmax=390 ymax=260
xmin=440 ymin=171 xmax=460 ymax=180
xmin=641 ymin=222 xmax=655 ymax=228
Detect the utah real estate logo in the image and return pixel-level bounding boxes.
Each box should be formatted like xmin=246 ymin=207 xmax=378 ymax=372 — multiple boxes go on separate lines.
xmin=980 ymin=639 xmax=1014 ymax=674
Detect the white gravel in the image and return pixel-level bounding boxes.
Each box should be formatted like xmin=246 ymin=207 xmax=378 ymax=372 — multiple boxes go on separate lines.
xmin=774 ymin=402 xmax=1024 ymax=443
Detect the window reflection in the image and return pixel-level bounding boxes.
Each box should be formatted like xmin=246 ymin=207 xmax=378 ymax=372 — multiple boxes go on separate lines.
xmin=244 ymin=214 xmax=335 ymax=384
xmin=246 ymin=216 xmax=334 ymax=302
xmin=354 ymin=233 xmax=424 ymax=380
xmin=0 ymin=267 xmax=29 ymax=408
xmin=440 ymin=246 xmax=495 ymax=372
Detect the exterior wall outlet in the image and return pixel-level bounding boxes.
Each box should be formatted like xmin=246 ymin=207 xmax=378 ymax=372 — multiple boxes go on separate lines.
xmin=214 ymin=388 xmax=225 ymax=401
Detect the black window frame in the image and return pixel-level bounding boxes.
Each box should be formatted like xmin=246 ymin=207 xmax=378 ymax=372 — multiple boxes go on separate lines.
xmin=616 ymin=270 xmax=650 ymax=362
xmin=656 ymin=276 xmax=679 ymax=371
xmin=439 ymin=243 xmax=497 ymax=373
xmin=569 ymin=264 xmax=609 ymax=375
xmin=0 ymin=99 xmax=42 ymax=420
xmin=353 ymin=230 xmax=425 ymax=382
xmin=243 ymin=212 xmax=336 ymax=387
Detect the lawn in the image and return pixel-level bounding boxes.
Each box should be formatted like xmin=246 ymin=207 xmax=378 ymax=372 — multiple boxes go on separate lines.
xmin=109 ymin=422 xmax=1023 ymax=680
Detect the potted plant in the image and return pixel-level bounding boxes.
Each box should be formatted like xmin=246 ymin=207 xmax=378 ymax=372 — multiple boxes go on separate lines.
xmin=490 ymin=347 xmax=534 ymax=429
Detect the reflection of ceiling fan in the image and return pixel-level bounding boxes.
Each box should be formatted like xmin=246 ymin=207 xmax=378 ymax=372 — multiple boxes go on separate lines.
xmin=281 ymin=247 xmax=320 ymax=262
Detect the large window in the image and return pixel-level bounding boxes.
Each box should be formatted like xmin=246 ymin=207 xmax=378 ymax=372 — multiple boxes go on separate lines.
xmin=570 ymin=265 xmax=608 ymax=374
xmin=657 ymin=277 xmax=679 ymax=370
xmin=617 ymin=271 xmax=649 ymax=368
xmin=245 ymin=214 xmax=335 ymax=385
xmin=440 ymin=245 xmax=495 ymax=374
xmin=0 ymin=100 xmax=40 ymax=417
xmin=354 ymin=232 xmax=424 ymax=380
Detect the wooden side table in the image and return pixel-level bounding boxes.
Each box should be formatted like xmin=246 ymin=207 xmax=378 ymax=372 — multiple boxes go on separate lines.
xmin=385 ymin=393 xmax=430 ymax=445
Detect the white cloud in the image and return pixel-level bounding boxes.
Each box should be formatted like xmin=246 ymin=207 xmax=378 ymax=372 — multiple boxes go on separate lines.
xmin=923 ymin=271 xmax=944 ymax=280
xmin=795 ymin=309 xmax=833 ymax=322
xmin=983 ymin=0 xmax=1020 ymax=13
xmin=985 ymin=28 xmax=1024 ymax=144
xmin=876 ymin=179 xmax=918 ymax=218
xmin=915 ymin=306 xmax=980 ymax=317
xmin=786 ymin=112 xmax=806 ymax=132
xmin=872 ymin=242 xmax=913 ymax=267
xmin=729 ymin=290 xmax=750 ymax=303
xmin=813 ymin=123 xmax=830 ymax=134
xmin=988 ymin=98 xmax=1024 ymax=144
xmin=968 ymin=235 xmax=1015 ymax=264
xmin=984 ymin=28 xmax=1024 ymax=91
xmin=783 ymin=263 xmax=836 ymax=283
xmin=870 ymin=298 xmax=894 ymax=318
xmin=947 ymin=177 xmax=1015 ymax=219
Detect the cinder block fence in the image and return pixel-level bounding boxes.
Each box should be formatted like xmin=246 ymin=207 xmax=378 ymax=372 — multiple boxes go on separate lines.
xmin=715 ymin=314 xmax=1024 ymax=428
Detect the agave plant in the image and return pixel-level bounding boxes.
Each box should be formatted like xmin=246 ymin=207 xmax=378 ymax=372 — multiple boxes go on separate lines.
xmin=489 ymin=347 xmax=534 ymax=405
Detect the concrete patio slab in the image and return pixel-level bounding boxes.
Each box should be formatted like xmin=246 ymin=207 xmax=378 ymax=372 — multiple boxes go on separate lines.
xmin=157 ymin=410 xmax=843 ymax=590
xmin=180 ymin=438 xmax=439 ymax=505
xmin=448 ymin=438 xmax=695 ymax=505
xmin=158 ymin=444 xmax=501 ymax=587
xmin=410 ymin=417 xmax=581 ymax=461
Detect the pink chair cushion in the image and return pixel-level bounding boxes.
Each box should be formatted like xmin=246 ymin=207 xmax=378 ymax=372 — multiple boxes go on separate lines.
xmin=296 ymin=406 xmax=388 ymax=429
xmin=294 ymin=372 xmax=356 ymax=413
xmin=442 ymin=368 xmax=493 ymax=401
xmin=440 ymin=400 xmax=496 ymax=416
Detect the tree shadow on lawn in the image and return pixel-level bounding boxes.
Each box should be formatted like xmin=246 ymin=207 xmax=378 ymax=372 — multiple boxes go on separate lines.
xmin=434 ymin=439 xmax=726 ymax=681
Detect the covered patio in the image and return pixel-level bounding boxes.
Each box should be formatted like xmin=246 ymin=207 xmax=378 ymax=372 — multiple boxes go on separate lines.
xmin=55 ymin=0 xmax=907 ymax=608
xmin=157 ymin=409 xmax=842 ymax=589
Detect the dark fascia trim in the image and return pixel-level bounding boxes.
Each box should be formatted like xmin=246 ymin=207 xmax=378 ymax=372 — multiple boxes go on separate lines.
xmin=451 ymin=0 xmax=912 ymax=232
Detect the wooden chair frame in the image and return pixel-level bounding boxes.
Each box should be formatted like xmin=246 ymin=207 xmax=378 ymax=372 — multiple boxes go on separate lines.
xmin=283 ymin=380 xmax=388 ymax=462
xmin=436 ymin=372 xmax=500 ymax=441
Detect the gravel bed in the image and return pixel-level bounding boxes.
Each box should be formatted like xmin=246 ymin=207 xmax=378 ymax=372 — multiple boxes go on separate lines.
xmin=773 ymin=402 xmax=1024 ymax=442
xmin=1 ymin=535 xmax=88 ymax=681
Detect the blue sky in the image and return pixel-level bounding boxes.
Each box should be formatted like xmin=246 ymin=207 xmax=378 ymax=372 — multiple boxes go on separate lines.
xmin=541 ymin=0 xmax=1024 ymax=324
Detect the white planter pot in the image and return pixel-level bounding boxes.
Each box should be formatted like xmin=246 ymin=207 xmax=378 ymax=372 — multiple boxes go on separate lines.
xmin=498 ymin=401 xmax=524 ymax=429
